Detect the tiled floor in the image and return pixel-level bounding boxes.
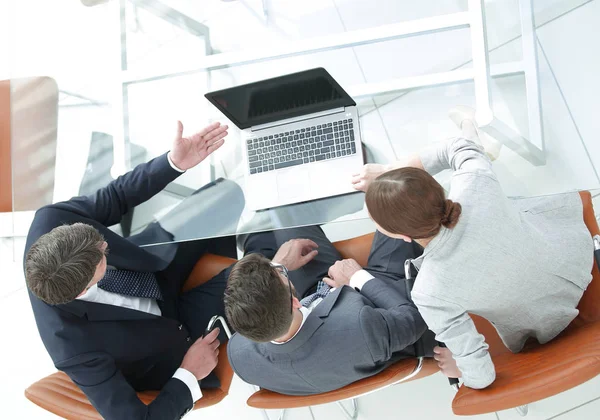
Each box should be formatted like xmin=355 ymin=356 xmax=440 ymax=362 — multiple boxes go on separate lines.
xmin=2 ymin=0 xmax=600 ymax=419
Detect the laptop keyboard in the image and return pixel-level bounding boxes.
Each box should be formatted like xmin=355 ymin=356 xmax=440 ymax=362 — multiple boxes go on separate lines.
xmin=246 ymin=118 xmax=356 ymax=174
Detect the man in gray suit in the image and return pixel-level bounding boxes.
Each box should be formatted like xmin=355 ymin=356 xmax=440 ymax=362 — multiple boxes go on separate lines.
xmin=224 ymin=226 xmax=435 ymax=396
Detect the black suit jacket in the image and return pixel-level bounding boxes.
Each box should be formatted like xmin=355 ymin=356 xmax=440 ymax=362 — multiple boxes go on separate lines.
xmin=25 ymin=153 xmax=198 ymax=420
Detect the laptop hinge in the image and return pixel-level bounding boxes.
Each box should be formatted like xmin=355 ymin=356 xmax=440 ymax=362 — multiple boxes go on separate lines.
xmin=251 ymin=107 xmax=346 ymax=132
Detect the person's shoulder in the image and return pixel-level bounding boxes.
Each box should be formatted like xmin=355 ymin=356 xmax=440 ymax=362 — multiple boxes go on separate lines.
xmin=25 ymin=206 xmax=66 ymax=254
xmin=30 ymin=204 xmax=80 ymax=232
xmin=412 ymin=261 xmax=454 ymax=297
xmin=227 ymin=333 xmax=262 ymax=359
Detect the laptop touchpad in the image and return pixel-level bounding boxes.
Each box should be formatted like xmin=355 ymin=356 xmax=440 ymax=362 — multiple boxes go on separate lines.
xmin=277 ymin=168 xmax=310 ymax=200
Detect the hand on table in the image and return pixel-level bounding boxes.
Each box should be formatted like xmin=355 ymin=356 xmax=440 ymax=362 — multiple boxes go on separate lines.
xmin=324 ymin=258 xmax=362 ymax=288
xmin=351 ymin=163 xmax=389 ymax=192
xmin=272 ymin=239 xmax=319 ymax=271
xmin=433 ymin=345 xmax=462 ymax=379
xmin=181 ymin=328 xmax=221 ymax=380
xmin=169 ymin=121 xmax=228 ymax=171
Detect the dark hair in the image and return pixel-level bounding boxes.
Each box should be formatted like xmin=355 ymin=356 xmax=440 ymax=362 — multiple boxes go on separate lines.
xmin=224 ymin=253 xmax=294 ymax=342
xmin=25 ymin=223 xmax=105 ymax=305
xmin=365 ymin=167 xmax=462 ymax=239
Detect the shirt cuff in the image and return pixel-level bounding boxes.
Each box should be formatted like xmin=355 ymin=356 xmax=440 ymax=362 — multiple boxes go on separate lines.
xmin=350 ymin=270 xmax=375 ymax=291
xmin=167 ymin=152 xmax=186 ymax=173
xmin=173 ymin=368 xmax=202 ymax=403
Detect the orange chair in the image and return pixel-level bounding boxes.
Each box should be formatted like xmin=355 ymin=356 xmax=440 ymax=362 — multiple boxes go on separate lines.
xmin=0 ymin=77 xmax=58 ymax=213
xmin=246 ymin=234 xmax=439 ymax=420
xmin=25 ymin=253 xmax=237 ymax=419
xmin=452 ymin=191 xmax=600 ymax=416
xmin=0 ymin=80 xmax=11 ymax=213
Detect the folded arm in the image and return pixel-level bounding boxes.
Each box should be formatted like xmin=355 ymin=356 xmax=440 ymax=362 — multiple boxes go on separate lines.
xmin=357 ymin=277 xmax=428 ymax=364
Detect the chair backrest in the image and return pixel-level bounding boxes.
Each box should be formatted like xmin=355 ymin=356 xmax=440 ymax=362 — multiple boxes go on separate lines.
xmin=469 ymin=191 xmax=600 ymax=355
xmin=4 ymin=77 xmax=58 ymax=211
xmin=0 ymin=80 xmax=11 ymax=212
xmin=247 ymin=358 xmax=439 ymax=410
xmin=333 ymin=232 xmax=375 ymax=266
xmin=183 ymin=253 xmax=237 ymax=292
xmin=576 ymin=191 xmax=600 ymax=323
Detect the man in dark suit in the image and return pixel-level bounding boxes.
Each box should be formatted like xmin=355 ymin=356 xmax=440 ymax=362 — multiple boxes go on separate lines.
xmin=25 ymin=121 xmax=238 ymax=419
xmin=225 ymin=226 xmax=436 ymax=395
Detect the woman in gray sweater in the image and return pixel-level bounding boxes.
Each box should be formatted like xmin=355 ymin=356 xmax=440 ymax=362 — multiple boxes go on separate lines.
xmin=353 ymin=120 xmax=594 ymax=389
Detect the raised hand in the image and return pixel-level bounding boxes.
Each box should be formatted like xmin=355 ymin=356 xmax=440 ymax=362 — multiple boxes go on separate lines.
xmin=169 ymin=121 xmax=228 ymax=171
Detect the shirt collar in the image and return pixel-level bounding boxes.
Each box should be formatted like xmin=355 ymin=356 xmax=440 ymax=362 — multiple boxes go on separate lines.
xmin=271 ymin=306 xmax=311 ymax=345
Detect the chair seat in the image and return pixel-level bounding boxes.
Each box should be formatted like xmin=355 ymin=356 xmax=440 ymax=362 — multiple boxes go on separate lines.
xmin=25 ymin=373 xmax=227 ymax=420
xmin=25 ymin=343 xmax=230 ymax=419
xmin=247 ymin=357 xmax=438 ymax=409
xmin=452 ymin=321 xmax=600 ymax=415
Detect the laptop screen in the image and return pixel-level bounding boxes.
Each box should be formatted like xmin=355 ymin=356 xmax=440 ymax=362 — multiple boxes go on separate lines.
xmin=205 ymin=68 xmax=356 ymax=130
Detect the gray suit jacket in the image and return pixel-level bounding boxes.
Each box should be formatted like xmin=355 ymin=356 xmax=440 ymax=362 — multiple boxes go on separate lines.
xmin=227 ymin=277 xmax=434 ymax=396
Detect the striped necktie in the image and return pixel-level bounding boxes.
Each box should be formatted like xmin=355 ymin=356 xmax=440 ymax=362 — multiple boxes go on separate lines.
xmin=300 ymin=280 xmax=331 ymax=308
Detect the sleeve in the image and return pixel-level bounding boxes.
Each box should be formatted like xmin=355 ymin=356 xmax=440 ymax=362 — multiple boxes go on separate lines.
xmin=167 ymin=152 xmax=186 ymax=173
xmin=357 ymin=279 xmax=428 ymax=364
xmin=349 ymin=269 xmax=375 ymax=290
xmin=50 ymin=153 xmax=183 ymax=227
xmin=172 ymin=368 xmax=202 ymax=402
xmin=58 ymin=352 xmax=194 ymax=420
xmin=411 ymin=290 xmax=496 ymax=389
xmin=419 ymin=137 xmax=495 ymax=177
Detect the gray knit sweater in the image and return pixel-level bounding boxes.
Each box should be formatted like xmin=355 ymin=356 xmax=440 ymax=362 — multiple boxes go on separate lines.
xmin=410 ymin=137 xmax=593 ymax=389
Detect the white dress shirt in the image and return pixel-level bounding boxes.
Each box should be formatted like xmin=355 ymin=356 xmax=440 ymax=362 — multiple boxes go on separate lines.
xmin=166 ymin=151 xmax=186 ymax=173
xmin=349 ymin=270 xmax=375 ymax=290
xmin=78 ymin=284 xmax=162 ymax=316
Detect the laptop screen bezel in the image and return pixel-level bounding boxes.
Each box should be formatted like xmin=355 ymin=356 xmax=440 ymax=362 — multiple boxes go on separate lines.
xmin=204 ymin=68 xmax=356 ymax=130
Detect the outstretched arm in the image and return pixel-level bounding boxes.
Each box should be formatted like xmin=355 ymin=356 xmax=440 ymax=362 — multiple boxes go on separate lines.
xmin=352 ymin=137 xmax=493 ymax=191
xmin=48 ymin=122 xmax=228 ymax=227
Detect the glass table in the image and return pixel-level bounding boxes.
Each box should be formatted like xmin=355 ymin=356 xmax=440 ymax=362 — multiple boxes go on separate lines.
xmin=8 ymin=0 xmax=597 ymax=246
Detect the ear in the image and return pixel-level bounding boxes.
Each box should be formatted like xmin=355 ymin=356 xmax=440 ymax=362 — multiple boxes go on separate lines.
xmin=292 ymin=296 xmax=302 ymax=310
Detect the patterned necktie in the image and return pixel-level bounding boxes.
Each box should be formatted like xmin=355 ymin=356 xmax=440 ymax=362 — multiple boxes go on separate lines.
xmin=97 ymin=269 xmax=163 ymax=301
xmin=300 ymin=281 xmax=331 ymax=308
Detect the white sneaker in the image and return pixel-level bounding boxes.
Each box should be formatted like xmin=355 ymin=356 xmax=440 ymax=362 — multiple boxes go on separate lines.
xmin=448 ymin=105 xmax=502 ymax=161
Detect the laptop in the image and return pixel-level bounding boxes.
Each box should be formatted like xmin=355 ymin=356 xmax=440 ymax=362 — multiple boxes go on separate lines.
xmin=205 ymin=68 xmax=364 ymax=211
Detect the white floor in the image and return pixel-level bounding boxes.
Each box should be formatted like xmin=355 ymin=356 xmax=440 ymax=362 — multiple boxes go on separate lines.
xmin=2 ymin=0 xmax=600 ymax=419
